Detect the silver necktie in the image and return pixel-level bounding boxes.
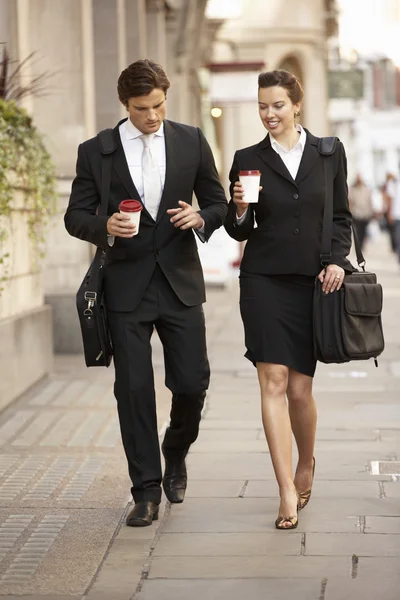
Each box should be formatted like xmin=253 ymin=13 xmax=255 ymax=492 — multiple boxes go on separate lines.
xmin=140 ymin=134 xmax=162 ymax=221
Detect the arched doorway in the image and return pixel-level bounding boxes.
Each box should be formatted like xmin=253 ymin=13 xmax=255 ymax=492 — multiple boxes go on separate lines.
xmin=278 ymin=55 xmax=306 ymax=128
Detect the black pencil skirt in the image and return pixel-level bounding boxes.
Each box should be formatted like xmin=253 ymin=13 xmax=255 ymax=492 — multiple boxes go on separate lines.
xmin=239 ymin=271 xmax=317 ymax=377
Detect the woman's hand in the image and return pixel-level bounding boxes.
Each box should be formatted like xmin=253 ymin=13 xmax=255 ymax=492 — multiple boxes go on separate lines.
xmin=233 ymin=182 xmax=262 ymax=217
xmin=318 ymin=264 xmax=345 ymax=294
xmin=233 ymin=182 xmax=248 ymax=217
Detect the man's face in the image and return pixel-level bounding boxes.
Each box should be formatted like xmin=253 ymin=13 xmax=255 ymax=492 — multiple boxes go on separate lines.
xmin=124 ymin=88 xmax=166 ymax=134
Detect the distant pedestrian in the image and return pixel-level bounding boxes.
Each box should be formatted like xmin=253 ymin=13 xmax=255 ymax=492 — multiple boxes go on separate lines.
xmin=349 ymin=174 xmax=374 ymax=251
xmin=382 ymin=173 xmax=397 ymax=252
xmin=224 ymin=70 xmax=354 ymax=530
xmin=386 ymin=174 xmax=400 ymax=264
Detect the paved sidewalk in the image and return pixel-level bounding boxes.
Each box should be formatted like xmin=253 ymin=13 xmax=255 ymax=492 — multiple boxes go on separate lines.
xmin=0 ymin=234 xmax=399 ymax=599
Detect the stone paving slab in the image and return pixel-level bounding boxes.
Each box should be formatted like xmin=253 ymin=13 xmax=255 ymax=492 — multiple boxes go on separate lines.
xmin=204 ymin=408 xmax=264 ymax=421
xmin=191 ymin=440 xmax=271 ymax=453
xmin=313 ymin=441 xmax=399 ymax=453
xmin=185 ymin=480 xmax=244 ymax=498
xmin=383 ymin=482 xmax=400 ymax=497
xmin=310 ymin=428 xmax=379 ymax=441
xmin=196 ymin=429 xmax=261 ymax=441
xmin=311 ymin=390 xmax=400 ymax=404
xmin=153 ymin=532 xmax=302 ymax=557
xmin=148 ymin=555 xmax=351 ymax=579
xmin=163 ymin=497 xmax=399 ymax=535
xmin=379 ymin=429 xmax=400 ymax=440
xmin=297 ymin=497 xmax=399 ymax=518
xmin=199 ymin=419 xmax=263 ymax=430
xmin=365 ymin=516 xmax=400 ymax=533
xmin=305 ymin=532 xmax=400 ymax=556
xmin=185 ymin=452 xmax=393 ymax=481
xmin=244 ymin=480 xmax=381 ymax=499
xmin=137 ymin=578 xmax=323 ymax=600
xmin=324 ymin=578 xmax=400 ymax=600
xmin=356 ymin=556 xmax=400 ymax=577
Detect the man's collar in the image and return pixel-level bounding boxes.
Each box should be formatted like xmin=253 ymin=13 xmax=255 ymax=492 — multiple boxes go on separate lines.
xmin=269 ymin=124 xmax=306 ymax=153
xmin=125 ymin=118 xmax=165 ymax=140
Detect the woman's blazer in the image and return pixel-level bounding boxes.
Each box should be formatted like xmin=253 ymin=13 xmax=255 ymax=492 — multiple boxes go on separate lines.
xmin=224 ymin=130 xmax=353 ymax=275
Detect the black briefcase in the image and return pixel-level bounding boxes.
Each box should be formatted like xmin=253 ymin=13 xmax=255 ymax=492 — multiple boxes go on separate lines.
xmin=76 ymin=128 xmax=115 ymax=367
xmin=312 ymin=137 xmax=384 ymax=366
xmin=76 ymin=247 xmax=112 ymax=366
xmin=313 ymin=270 xmax=384 ymax=364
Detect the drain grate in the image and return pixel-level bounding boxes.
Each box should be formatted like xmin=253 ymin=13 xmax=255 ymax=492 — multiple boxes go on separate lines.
xmin=371 ymin=461 xmax=400 ymax=475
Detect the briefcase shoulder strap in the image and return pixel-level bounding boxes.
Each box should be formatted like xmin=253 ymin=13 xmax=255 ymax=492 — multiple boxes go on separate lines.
xmin=318 ymin=136 xmax=338 ymax=156
xmin=318 ymin=136 xmax=366 ymax=270
xmin=97 ymin=128 xmax=116 ymax=217
xmin=98 ymin=128 xmax=116 ymax=155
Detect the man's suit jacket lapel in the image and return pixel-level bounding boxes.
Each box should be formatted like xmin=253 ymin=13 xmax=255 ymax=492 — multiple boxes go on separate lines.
xmin=256 ymin=129 xmax=321 ymax=187
xmin=112 ymin=119 xmax=153 ymax=220
xmin=156 ymin=120 xmax=179 ymax=223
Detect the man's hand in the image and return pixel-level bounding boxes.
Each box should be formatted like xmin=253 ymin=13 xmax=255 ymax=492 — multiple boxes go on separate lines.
xmin=107 ymin=213 xmax=136 ymax=238
xmin=167 ymin=201 xmax=205 ymax=230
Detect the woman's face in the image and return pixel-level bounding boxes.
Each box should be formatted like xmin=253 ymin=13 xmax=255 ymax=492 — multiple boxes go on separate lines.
xmin=258 ymin=85 xmax=300 ymax=137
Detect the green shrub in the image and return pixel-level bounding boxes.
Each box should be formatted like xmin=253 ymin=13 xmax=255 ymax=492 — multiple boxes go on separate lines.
xmin=0 ymin=98 xmax=57 ymax=279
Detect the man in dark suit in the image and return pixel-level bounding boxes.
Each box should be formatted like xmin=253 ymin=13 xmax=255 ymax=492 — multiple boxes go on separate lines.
xmin=65 ymin=59 xmax=228 ymax=526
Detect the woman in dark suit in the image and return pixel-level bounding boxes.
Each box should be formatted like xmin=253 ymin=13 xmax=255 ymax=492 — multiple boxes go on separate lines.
xmin=225 ymin=70 xmax=353 ymax=530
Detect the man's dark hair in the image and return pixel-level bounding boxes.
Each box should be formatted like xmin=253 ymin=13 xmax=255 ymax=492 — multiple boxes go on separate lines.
xmin=258 ymin=70 xmax=304 ymax=104
xmin=117 ymin=59 xmax=171 ymax=105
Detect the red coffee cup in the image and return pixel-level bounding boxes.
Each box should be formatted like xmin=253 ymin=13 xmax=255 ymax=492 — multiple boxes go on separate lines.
xmin=119 ymin=200 xmax=143 ymax=235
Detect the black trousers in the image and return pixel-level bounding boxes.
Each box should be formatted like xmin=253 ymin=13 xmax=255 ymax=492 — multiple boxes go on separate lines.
xmin=107 ymin=265 xmax=209 ymax=504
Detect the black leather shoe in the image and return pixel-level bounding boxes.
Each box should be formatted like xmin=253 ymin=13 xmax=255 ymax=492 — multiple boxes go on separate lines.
xmin=162 ymin=459 xmax=187 ymax=503
xmin=126 ymin=501 xmax=159 ymax=527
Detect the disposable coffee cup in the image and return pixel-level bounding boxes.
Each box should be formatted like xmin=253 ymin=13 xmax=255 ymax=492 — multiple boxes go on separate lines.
xmin=119 ymin=200 xmax=143 ymax=235
xmin=239 ymin=170 xmax=261 ymax=203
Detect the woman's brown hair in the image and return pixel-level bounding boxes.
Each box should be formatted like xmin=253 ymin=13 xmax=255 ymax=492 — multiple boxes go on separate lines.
xmin=258 ymin=70 xmax=304 ymax=104
xmin=117 ymin=59 xmax=171 ymax=105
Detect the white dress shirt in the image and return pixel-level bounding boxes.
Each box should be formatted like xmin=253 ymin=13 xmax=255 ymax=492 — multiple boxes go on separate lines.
xmin=237 ymin=125 xmax=306 ymax=223
xmin=120 ymin=118 xmax=166 ymax=216
xmin=269 ymin=124 xmax=306 ymax=179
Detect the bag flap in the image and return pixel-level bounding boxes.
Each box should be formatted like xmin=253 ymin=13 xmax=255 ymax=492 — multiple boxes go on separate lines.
xmin=344 ymin=283 xmax=383 ymax=317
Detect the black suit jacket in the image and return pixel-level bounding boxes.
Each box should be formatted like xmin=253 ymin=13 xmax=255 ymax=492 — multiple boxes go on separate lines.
xmin=224 ymin=130 xmax=353 ymax=275
xmin=65 ymin=119 xmax=228 ymax=311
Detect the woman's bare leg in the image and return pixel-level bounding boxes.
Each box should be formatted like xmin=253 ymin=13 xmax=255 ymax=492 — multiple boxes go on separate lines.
xmin=287 ymin=369 xmax=316 ymax=496
xmin=257 ymin=362 xmax=298 ymax=526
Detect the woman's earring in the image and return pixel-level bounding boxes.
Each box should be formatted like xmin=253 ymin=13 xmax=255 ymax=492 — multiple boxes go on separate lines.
xmin=295 ymin=111 xmax=301 ymax=117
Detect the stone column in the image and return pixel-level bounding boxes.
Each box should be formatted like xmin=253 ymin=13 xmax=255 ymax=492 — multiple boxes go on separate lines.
xmin=146 ymin=0 xmax=166 ymax=64
xmin=25 ymin=0 xmax=96 ymax=352
xmin=93 ymin=0 xmax=120 ymax=130
xmin=126 ymin=0 xmax=147 ymax=61
xmin=15 ymin=0 xmax=33 ymax=113
xmin=82 ymin=0 xmax=96 ymax=138
xmin=0 ymin=0 xmax=10 ymax=48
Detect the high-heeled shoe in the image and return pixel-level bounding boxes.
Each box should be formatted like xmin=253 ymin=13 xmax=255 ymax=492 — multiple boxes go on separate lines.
xmin=298 ymin=457 xmax=315 ymax=511
xmin=275 ymin=492 xmax=300 ymax=530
